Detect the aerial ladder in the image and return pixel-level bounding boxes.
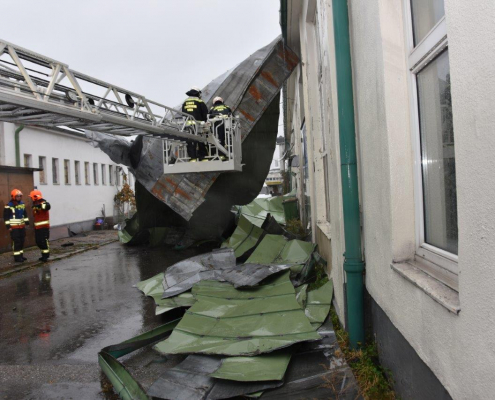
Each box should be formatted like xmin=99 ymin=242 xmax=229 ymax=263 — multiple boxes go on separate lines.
xmin=0 ymin=39 xmax=242 ymax=174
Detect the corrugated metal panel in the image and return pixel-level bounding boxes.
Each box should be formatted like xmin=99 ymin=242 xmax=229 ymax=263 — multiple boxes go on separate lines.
xmin=154 ymin=272 xmax=320 ymax=356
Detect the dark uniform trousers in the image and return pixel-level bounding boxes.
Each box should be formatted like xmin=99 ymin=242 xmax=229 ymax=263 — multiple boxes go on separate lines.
xmin=11 ymin=228 xmax=26 ymax=257
xmin=35 ymin=228 xmax=50 ymax=258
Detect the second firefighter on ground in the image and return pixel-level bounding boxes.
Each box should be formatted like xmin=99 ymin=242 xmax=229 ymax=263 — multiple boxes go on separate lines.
xmin=30 ymin=190 xmax=51 ymax=262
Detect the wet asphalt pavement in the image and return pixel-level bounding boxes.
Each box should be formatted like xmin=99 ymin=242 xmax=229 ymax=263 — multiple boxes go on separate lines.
xmin=0 ymin=241 xmax=211 ymax=400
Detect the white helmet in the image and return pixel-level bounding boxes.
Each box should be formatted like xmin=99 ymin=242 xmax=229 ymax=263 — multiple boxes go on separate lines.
xmin=191 ymin=86 xmax=201 ymax=92
xmin=213 ymin=96 xmax=223 ymax=104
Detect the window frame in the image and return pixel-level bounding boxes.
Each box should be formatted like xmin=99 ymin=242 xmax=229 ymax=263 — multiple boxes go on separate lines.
xmin=109 ymin=165 xmax=114 ymax=186
xmin=101 ymin=164 xmax=106 ymax=185
xmin=64 ymin=159 xmax=71 ymax=185
xmin=23 ymin=154 xmax=32 ymax=168
xmin=84 ymin=162 xmax=90 ymax=185
xmin=39 ymin=156 xmax=47 ymax=185
xmin=52 ymin=157 xmax=59 ymax=185
xmin=74 ymin=160 xmax=81 ymax=185
xmin=404 ymin=1 xmax=458 ymax=276
xmin=93 ymin=162 xmax=99 ymax=185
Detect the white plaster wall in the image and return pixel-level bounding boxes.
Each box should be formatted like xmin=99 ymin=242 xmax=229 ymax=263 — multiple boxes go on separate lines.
xmin=1 ymin=122 xmax=131 ymax=227
xmin=347 ymin=0 xmax=495 ymax=398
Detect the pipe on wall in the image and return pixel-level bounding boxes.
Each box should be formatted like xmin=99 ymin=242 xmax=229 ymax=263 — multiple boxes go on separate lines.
xmin=332 ymin=0 xmax=365 ymax=349
xmin=15 ymin=124 xmax=25 ymax=167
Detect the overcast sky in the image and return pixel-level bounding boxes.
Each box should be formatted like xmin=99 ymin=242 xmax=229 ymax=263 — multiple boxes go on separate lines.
xmin=0 ymin=0 xmax=281 ymax=107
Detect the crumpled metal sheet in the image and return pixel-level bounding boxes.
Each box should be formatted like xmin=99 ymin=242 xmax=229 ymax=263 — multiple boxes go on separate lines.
xmin=135 ymin=273 xmax=195 ymax=315
xmin=261 ymin=318 xmax=361 ymax=399
xmin=147 ymin=355 xmax=283 ymax=400
xmin=221 ymin=214 xmax=264 ymax=258
xmin=210 ymin=352 xmax=291 ymax=382
xmin=89 ymin=37 xmax=299 ymax=225
xmin=238 ymin=196 xmax=286 ymax=227
xmin=221 ymin=263 xmax=292 ymax=288
xmin=162 ymin=248 xmax=236 ymax=298
xmin=246 ymin=234 xmax=315 ymax=273
xmin=154 ymin=272 xmax=320 ymax=356
xmin=304 ymin=280 xmax=334 ymax=329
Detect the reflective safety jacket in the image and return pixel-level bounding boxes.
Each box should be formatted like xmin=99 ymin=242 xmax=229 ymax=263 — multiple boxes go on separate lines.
xmin=32 ymin=199 xmax=50 ymax=229
xmin=209 ymin=103 xmax=232 ymax=118
xmin=3 ymin=200 xmax=29 ymax=229
xmin=182 ymin=97 xmax=208 ymax=122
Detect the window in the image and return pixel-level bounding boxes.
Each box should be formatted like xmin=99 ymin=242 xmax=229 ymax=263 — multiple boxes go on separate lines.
xmin=406 ymin=0 xmax=457 ymax=275
xmin=23 ymin=154 xmax=32 ymax=168
xmin=116 ymin=167 xmax=121 ymax=186
xmin=84 ymin=162 xmax=90 ymax=185
xmin=109 ymin=165 xmax=114 ymax=185
xmin=52 ymin=158 xmax=59 ymax=184
xmin=74 ymin=161 xmax=81 ymax=185
xmin=64 ymin=159 xmax=71 ymax=185
xmin=101 ymin=164 xmax=106 ymax=185
xmin=93 ymin=163 xmax=99 ymax=185
xmin=39 ymin=156 xmax=47 ymax=184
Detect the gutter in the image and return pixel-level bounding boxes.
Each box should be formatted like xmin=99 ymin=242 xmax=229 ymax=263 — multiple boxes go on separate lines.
xmin=14 ymin=124 xmax=24 ymax=167
xmin=332 ymin=0 xmax=365 ymax=348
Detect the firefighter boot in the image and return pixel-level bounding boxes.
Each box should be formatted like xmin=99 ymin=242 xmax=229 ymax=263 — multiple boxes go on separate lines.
xmin=39 ymin=255 xmax=49 ymax=262
xmin=14 ymin=255 xmax=24 ymax=263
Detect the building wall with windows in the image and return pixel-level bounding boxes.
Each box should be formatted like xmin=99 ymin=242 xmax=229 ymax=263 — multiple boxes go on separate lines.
xmin=0 ymin=122 xmax=132 ymax=237
xmin=283 ymin=0 xmax=495 ymax=398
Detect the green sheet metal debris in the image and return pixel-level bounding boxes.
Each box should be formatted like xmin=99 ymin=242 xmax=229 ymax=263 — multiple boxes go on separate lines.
xmin=211 ymin=352 xmax=292 ymax=382
xmin=221 ymin=214 xmax=264 ymax=258
xmin=154 ymin=272 xmax=320 ymax=356
xmin=135 ymin=273 xmax=195 ymax=315
xmin=246 ymin=234 xmax=315 ymax=273
xmin=296 ymin=280 xmax=334 ymax=329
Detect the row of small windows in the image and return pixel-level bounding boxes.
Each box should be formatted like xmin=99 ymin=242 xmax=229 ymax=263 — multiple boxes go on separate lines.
xmin=23 ymin=154 xmax=131 ymax=187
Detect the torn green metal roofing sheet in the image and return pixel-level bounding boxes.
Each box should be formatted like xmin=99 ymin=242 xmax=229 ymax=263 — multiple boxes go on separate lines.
xmin=221 ymin=214 xmax=264 ymax=258
xmin=162 ymin=248 xmax=236 ymax=298
xmin=305 ymin=280 xmax=334 ymax=329
xmin=246 ymin=234 xmax=315 ymax=274
xmin=135 ymin=273 xmax=196 ymax=315
xmin=238 ymin=196 xmax=285 ymax=226
xmin=154 ymin=272 xmax=320 ymax=356
xmin=147 ymin=355 xmax=283 ymax=400
xmin=210 ymin=352 xmax=292 ymax=382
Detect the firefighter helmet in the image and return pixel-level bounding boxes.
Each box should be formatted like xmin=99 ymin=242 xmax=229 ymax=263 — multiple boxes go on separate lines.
xmin=29 ymin=190 xmax=43 ymax=201
xmin=213 ymin=96 xmax=224 ymax=104
xmin=10 ymin=189 xmax=22 ymax=199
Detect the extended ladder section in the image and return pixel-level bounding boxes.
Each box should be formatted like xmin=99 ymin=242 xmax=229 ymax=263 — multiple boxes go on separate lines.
xmin=0 ymin=39 xmax=242 ymax=174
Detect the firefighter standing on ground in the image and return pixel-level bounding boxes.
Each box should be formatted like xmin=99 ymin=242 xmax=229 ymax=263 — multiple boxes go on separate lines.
xmin=209 ymin=96 xmax=233 ymax=160
xmin=30 ymin=190 xmax=51 ymax=262
xmin=3 ymin=189 xmax=29 ymax=263
xmin=182 ymin=86 xmax=209 ymax=162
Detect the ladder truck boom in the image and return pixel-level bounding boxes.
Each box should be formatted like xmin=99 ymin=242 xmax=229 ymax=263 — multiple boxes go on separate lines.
xmin=0 ymin=39 xmax=243 ymax=174
xmin=0 ymin=39 xmax=204 ymax=142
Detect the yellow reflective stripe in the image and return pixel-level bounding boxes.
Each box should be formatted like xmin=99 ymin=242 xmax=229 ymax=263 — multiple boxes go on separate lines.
xmin=4 ymin=206 xmax=9 ymax=209
xmin=34 ymin=220 xmax=50 ymax=226
xmin=187 ymin=97 xmax=203 ymax=103
xmin=13 ymin=251 xmax=21 ymax=255
xmin=5 ymin=221 xmax=10 ymax=225
xmin=42 ymin=249 xmax=49 ymax=254
xmin=41 ymin=203 xmax=48 ymax=210
xmin=23 ymin=218 xmax=29 ymax=222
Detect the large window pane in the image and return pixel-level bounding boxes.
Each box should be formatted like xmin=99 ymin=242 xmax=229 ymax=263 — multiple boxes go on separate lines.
xmin=410 ymin=0 xmax=445 ymax=45
xmin=417 ymin=49 xmax=457 ymax=254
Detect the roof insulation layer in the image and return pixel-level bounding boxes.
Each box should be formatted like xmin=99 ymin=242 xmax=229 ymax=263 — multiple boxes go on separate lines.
xmin=154 ymin=272 xmax=320 ymax=356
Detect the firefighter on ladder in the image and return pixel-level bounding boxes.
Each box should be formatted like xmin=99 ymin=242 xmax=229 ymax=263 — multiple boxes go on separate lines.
xmin=182 ymin=86 xmax=209 ymax=162
xmin=3 ymin=189 xmax=29 ymax=263
xmin=30 ymin=190 xmax=51 ymax=262
xmin=209 ymin=96 xmax=233 ymax=161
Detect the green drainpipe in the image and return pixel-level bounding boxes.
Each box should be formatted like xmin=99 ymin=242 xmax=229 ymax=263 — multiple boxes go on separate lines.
xmin=15 ymin=124 xmax=25 ymax=167
xmin=332 ymin=0 xmax=365 ymax=349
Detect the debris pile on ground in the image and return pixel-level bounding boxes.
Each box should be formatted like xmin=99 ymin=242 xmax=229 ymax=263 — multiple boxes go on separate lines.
xmin=100 ymin=201 xmax=360 ymax=399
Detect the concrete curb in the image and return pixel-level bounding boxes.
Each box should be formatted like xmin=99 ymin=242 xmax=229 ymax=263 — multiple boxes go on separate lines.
xmin=0 ymin=238 xmax=119 ymax=278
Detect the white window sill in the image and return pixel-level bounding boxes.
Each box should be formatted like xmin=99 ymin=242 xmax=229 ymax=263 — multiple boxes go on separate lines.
xmin=391 ymin=261 xmax=460 ymax=314
xmin=317 ymin=221 xmax=331 ymax=240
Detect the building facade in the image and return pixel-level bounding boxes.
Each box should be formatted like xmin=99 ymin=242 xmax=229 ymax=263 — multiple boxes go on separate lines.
xmin=282 ymin=0 xmax=495 ymax=398
xmin=0 ymin=122 xmax=132 ymax=238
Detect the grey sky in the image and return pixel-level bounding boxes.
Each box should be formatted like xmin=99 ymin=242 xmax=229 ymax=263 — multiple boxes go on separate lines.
xmin=0 ymin=0 xmax=281 ymax=107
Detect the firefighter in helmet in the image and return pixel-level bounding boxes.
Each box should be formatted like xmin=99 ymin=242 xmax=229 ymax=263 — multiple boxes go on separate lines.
xmin=29 ymin=190 xmax=51 ymax=262
xmin=181 ymin=86 xmax=209 ymax=161
xmin=3 ymin=189 xmax=29 ymax=262
xmin=208 ymin=96 xmax=233 ymax=160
